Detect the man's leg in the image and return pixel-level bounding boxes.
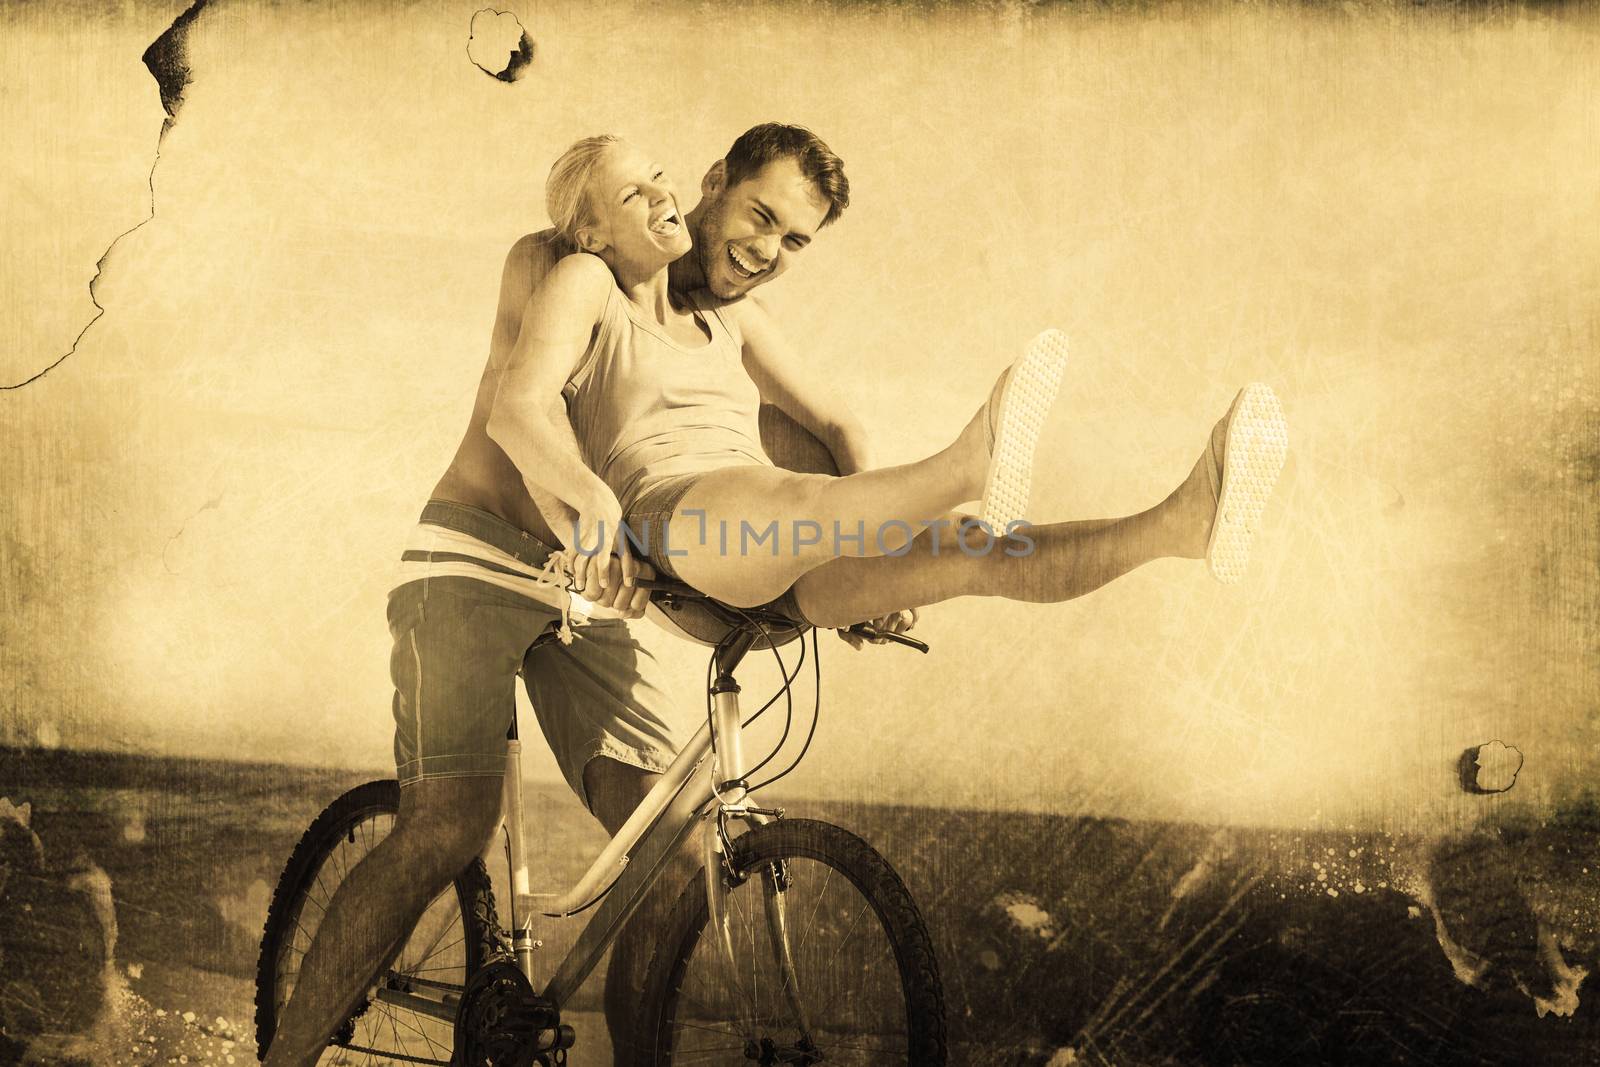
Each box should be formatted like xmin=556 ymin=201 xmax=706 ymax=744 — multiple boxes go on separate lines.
xmin=262 ymin=776 xmax=502 ymax=1067
xmin=266 ymin=540 xmax=557 ymax=1066
xmin=521 ymin=617 xmax=697 ymax=1067
xmin=583 ymin=757 xmax=702 ymax=1066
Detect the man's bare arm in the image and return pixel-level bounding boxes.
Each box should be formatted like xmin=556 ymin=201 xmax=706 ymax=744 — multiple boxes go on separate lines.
xmin=727 ymin=297 xmax=927 ymax=644
xmin=730 ymin=296 xmax=877 ymax=475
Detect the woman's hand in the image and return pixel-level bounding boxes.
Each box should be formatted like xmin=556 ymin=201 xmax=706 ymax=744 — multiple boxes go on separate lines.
xmin=563 ymin=483 xmax=627 ymax=595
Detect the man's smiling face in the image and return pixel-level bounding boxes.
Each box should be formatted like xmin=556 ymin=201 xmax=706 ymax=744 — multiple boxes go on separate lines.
xmin=694 ymin=157 xmax=831 ymax=300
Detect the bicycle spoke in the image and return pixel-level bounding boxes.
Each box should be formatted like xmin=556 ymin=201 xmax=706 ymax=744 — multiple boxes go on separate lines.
xmin=390 ymin=1008 xmax=437 ymax=1048
xmin=385 ymin=1008 xmax=408 ymax=1059
xmin=668 ymin=1047 xmax=757 ymax=1062
xmin=408 ymin=962 xmax=469 ymax=975
xmin=795 ymin=862 xmax=834 ymax=960
xmin=409 ymin=926 xmax=464 ymax=970
xmin=310 ymin=867 xmax=335 ymax=912
xmin=804 ymin=897 xmax=890 ymax=1029
xmin=809 ymin=1035 xmax=908 ymax=1054
xmin=668 ymin=1047 xmax=757 ymax=1063
xmin=769 ymin=860 xmax=874 ymax=1034
xmin=715 ymin=886 xmax=756 ymax=1028
xmin=740 ymin=882 xmax=762 ymax=1033
xmin=671 ymin=983 xmax=744 ymax=1031
xmin=392 ymin=1004 xmax=449 ymax=1062
xmin=679 ymin=966 xmax=729 ymax=1025
xmin=657 ymin=820 xmax=942 ymax=1064
xmin=817 ymin=898 xmax=872 ymax=993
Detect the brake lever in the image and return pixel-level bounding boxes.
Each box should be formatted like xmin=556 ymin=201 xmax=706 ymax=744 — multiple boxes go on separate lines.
xmin=845 ymin=623 xmax=930 ymax=654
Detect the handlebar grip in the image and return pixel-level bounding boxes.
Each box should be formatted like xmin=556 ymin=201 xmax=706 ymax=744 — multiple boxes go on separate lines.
xmin=846 ymin=623 xmax=930 ymax=654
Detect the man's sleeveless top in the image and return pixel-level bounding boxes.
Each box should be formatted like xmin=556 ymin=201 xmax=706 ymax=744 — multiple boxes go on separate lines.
xmin=562 ymin=273 xmax=773 ymax=514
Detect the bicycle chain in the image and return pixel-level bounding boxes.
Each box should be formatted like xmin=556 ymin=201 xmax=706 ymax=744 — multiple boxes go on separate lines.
xmin=336 ymin=1041 xmax=449 ymax=1066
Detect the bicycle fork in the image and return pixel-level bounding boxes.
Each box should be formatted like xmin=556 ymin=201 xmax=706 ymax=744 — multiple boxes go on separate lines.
xmin=704 ymin=674 xmax=814 ymax=1044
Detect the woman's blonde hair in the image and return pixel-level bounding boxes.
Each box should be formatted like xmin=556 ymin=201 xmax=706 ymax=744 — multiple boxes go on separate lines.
xmin=546 ymin=134 xmax=621 ymax=246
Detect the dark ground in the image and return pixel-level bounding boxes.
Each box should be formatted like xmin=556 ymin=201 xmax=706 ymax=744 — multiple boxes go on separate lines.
xmin=2 ymin=744 xmax=1597 ymax=1066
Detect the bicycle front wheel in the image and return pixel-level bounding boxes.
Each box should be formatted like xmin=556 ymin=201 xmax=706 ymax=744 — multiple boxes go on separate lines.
xmin=254 ymin=779 xmax=499 ymax=1066
xmin=636 ymin=817 xmax=946 ymax=1065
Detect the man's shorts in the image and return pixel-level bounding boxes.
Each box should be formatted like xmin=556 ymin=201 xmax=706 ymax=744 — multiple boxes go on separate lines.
xmin=388 ymin=500 xmax=689 ymax=810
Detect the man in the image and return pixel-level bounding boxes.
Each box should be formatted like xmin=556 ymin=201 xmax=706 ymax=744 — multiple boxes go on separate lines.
xmin=262 ymin=123 xmax=880 ymax=1067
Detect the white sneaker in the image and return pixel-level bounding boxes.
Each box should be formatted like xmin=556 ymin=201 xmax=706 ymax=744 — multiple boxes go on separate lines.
xmin=977 ymin=329 xmax=1069 ymax=531
xmin=1204 ymin=383 xmax=1289 ymax=584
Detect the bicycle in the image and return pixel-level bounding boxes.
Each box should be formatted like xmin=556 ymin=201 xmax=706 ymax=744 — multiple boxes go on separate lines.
xmin=254 ymin=574 xmax=947 ymax=1066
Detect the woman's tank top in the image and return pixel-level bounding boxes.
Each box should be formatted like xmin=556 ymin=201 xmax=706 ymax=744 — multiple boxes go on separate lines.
xmin=562 ymin=276 xmax=774 ymax=514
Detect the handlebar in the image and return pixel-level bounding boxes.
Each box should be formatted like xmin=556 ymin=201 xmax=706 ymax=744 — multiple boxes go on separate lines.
xmin=845 ymin=622 xmax=930 ymax=654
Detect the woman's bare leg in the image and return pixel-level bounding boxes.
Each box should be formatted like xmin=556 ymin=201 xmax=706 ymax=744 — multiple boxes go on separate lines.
xmin=791 ymin=509 xmax=1175 ymax=627
xmin=666 ymin=439 xmax=976 ymax=606
xmin=793 ymin=414 xmax=1235 ymax=627
xmin=665 ymin=357 xmax=1049 ymax=605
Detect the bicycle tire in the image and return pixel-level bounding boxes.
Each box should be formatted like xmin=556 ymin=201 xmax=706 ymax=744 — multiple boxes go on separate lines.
xmin=254 ymin=779 xmax=499 ymax=1065
xmin=634 ymin=817 xmax=946 ymax=1065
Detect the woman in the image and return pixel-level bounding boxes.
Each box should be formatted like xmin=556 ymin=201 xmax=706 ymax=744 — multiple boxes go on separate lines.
xmin=487 ymin=135 xmax=1287 ymax=628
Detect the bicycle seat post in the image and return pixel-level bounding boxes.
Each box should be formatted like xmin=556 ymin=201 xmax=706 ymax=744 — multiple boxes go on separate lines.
xmin=709 ymin=627 xmax=760 ymax=805
xmin=501 ymin=716 xmax=541 ymax=980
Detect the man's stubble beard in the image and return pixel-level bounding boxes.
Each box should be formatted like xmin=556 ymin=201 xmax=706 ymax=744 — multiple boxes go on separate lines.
xmin=692 ymin=200 xmax=739 ymax=301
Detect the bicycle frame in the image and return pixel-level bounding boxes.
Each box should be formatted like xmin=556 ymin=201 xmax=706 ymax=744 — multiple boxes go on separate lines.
xmin=502 ymin=624 xmax=787 ymax=1015
xmin=370 ymin=670 xmax=772 ymax=1044
xmin=367 ymin=597 xmax=923 ymax=1047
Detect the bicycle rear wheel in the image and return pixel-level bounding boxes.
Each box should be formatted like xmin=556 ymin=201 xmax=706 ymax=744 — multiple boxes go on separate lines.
xmin=636 ymin=817 xmax=946 ymax=1065
xmin=254 ymin=779 xmax=499 ymax=1065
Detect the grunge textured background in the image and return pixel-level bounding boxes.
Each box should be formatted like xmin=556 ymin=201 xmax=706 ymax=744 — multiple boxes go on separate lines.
xmin=3 ymin=1 xmax=1597 ymax=1062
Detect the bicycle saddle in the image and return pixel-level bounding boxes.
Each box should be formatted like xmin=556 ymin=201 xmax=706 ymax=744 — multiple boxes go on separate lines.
xmin=640 ymin=577 xmax=809 ymax=650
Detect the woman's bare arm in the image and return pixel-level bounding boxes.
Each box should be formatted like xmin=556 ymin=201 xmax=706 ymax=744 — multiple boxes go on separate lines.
xmin=487 ymin=252 xmax=624 ymax=586
xmin=486 ymin=233 xmax=584 ymax=537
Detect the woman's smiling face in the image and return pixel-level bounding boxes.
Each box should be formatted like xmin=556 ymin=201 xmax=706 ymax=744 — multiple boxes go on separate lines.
xmin=579 ymin=141 xmax=692 ymax=273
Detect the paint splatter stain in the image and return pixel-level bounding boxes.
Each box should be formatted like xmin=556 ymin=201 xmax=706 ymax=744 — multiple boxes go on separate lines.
xmin=994 ymin=891 xmax=1057 ymax=940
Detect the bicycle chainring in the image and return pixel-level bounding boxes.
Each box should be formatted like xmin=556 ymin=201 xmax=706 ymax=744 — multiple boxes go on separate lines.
xmin=451 ymin=961 xmax=557 ymax=1067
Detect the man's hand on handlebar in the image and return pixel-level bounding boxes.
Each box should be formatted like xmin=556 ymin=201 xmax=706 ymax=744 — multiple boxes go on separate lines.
xmin=838 ymin=608 xmax=918 ymax=651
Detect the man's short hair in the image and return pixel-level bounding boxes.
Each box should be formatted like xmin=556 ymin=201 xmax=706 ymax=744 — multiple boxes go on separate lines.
xmin=722 ymin=123 xmax=850 ymax=227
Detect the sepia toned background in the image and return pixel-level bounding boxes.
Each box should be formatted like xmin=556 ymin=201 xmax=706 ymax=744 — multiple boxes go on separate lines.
xmin=3 ymin=1 xmax=1598 ymax=1062
xmin=6 ymin=0 xmax=1595 ymax=828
